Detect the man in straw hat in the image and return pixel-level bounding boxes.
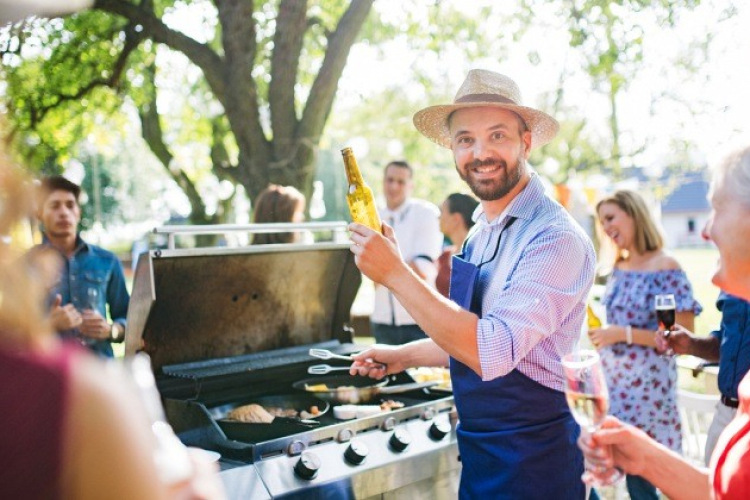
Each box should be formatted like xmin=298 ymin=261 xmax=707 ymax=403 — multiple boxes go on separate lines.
xmin=349 ymin=69 xmax=596 ymax=499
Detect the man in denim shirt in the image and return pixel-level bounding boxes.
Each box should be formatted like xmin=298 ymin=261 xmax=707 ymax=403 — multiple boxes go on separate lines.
xmin=666 ymin=292 xmax=750 ymax=464
xmin=31 ymin=176 xmax=129 ymax=357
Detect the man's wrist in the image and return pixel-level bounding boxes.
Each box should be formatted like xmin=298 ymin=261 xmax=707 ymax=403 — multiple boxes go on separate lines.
xmin=109 ymin=322 xmax=123 ymax=343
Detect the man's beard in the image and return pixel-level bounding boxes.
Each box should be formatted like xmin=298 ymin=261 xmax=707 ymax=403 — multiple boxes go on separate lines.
xmin=456 ymin=154 xmax=525 ymax=201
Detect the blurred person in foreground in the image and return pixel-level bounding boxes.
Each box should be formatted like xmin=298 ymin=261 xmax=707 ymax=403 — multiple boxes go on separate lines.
xmin=29 ymin=176 xmax=130 ymax=357
xmin=661 ymin=291 xmax=750 ymax=465
xmin=436 ymin=192 xmax=479 ymax=297
xmin=251 ymin=184 xmax=306 ymax=244
xmin=589 ymin=189 xmax=701 ymax=499
xmin=370 ymin=160 xmax=443 ymax=345
xmin=348 ymin=70 xmax=596 ymax=499
xmin=580 ymin=145 xmax=750 ymax=500
xmin=0 ymin=155 xmax=224 ymax=500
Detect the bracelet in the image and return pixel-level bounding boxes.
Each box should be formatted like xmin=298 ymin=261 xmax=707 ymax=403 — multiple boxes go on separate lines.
xmin=625 ymin=325 xmax=633 ymax=345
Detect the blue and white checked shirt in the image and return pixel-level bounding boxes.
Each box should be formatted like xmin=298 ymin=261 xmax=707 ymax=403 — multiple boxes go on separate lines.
xmin=464 ymin=173 xmax=596 ymax=392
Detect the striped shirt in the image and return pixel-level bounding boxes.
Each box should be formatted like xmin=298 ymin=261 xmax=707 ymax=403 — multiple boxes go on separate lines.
xmin=464 ymin=173 xmax=596 ymax=392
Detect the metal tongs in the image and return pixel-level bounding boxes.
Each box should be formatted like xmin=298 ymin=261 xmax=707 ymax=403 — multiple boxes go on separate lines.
xmin=307 ymin=364 xmax=354 ymax=375
xmin=308 ymin=348 xmax=356 ymax=362
xmin=308 ymin=348 xmax=386 ymax=373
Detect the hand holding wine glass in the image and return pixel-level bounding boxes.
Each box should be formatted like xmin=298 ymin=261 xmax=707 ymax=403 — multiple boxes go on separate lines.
xmin=562 ymin=350 xmax=623 ymax=487
xmin=655 ymin=294 xmax=676 ymax=355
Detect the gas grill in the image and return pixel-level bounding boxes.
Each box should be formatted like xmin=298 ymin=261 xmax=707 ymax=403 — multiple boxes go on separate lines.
xmin=125 ymin=223 xmax=460 ymax=499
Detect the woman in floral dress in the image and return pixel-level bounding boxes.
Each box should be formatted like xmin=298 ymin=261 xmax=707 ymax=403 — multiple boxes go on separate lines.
xmin=588 ymin=190 xmax=702 ymax=500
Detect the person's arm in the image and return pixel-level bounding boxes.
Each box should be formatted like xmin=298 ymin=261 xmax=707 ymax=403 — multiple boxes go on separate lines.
xmin=351 ymin=338 xmax=449 ymax=378
xmin=580 ymin=416 xmax=710 ymax=500
xmin=590 ymin=311 xmax=696 ymax=349
xmin=62 ymin=354 xmax=170 ymax=500
xmin=62 ymin=353 xmax=225 ymax=500
xmin=106 ymin=257 xmax=130 ymax=340
xmin=351 ymin=222 xmax=481 ymax=372
xmin=350 ymin=222 xmax=594 ymax=377
xmin=663 ymin=325 xmax=721 ymax=361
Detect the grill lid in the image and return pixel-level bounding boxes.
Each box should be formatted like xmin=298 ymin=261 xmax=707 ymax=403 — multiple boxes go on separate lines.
xmin=124 ymin=240 xmax=361 ymax=372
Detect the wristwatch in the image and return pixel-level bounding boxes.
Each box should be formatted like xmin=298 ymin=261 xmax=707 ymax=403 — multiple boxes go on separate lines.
xmin=109 ymin=322 xmax=122 ymax=343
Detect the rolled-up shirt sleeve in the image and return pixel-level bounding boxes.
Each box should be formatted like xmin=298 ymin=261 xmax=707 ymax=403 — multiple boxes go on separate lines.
xmin=477 ymin=228 xmax=595 ymax=381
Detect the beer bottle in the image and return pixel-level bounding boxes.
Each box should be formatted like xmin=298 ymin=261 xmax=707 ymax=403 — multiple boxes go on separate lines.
xmin=341 ymin=147 xmax=382 ymax=233
xmin=587 ymin=304 xmax=602 ymax=330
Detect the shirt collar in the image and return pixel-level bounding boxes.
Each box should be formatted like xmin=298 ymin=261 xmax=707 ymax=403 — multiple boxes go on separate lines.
xmin=42 ymin=233 xmax=89 ymax=255
xmin=381 ymin=198 xmax=412 ymax=219
xmin=473 ymin=172 xmax=545 ymax=227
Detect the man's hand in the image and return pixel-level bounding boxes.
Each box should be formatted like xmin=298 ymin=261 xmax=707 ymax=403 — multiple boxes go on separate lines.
xmin=50 ymin=294 xmax=83 ymax=331
xmin=80 ymin=308 xmax=110 ymax=340
xmin=349 ymin=222 xmax=406 ymax=287
xmin=578 ymin=416 xmax=652 ymax=479
xmin=350 ymin=345 xmax=408 ymax=379
xmin=661 ymin=324 xmax=695 ymax=355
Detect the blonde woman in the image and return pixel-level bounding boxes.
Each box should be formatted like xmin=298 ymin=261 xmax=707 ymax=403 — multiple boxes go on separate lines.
xmin=589 ymin=190 xmax=702 ymax=499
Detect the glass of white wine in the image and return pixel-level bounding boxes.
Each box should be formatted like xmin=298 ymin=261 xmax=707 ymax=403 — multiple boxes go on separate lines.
xmin=562 ymin=349 xmax=623 ymax=487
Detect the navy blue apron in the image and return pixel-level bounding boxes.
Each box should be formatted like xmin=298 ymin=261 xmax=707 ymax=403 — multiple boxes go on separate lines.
xmin=449 ymin=218 xmax=584 ymax=499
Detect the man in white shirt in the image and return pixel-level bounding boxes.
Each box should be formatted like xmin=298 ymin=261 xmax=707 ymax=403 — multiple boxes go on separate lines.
xmin=370 ymin=160 xmax=443 ymax=344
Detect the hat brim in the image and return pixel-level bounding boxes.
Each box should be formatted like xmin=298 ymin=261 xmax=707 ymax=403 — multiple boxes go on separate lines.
xmin=413 ymin=102 xmax=559 ymax=150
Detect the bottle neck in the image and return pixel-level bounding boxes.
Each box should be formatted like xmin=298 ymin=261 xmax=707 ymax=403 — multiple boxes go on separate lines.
xmin=343 ymin=154 xmax=364 ymax=185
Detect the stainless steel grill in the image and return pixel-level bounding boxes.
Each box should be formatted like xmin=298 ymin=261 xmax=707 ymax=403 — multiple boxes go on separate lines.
xmin=125 ymin=223 xmax=460 ymax=499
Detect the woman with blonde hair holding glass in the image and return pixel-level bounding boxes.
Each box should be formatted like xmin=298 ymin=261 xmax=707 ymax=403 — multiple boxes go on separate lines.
xmin=588 ymin=189 xmax=702 ymax=499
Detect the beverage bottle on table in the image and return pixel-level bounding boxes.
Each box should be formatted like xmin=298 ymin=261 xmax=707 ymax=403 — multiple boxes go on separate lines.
xmin=341 ymin=147 xmax=381 ymax=233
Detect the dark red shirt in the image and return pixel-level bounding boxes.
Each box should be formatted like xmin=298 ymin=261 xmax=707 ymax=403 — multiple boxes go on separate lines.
xmin=0 ymin=343 xmax=76 ymax=500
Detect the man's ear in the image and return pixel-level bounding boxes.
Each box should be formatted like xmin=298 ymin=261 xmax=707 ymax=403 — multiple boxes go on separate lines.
xmin=522 ymin=130 xmax=532 ymax=158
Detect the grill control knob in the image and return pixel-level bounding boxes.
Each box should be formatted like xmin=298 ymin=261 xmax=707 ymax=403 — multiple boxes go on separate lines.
xmin=294 ymin=451 xmax=321 ymax=480
xmin=389 ymin=428 xmax=412 ymax=452
xmin=337 ymin=428 xmax=354 ymax=443
xmin=429 ymin=420 xmax=451 ymax=441
xmin=344 ymin=440 xmax=369 ymax=465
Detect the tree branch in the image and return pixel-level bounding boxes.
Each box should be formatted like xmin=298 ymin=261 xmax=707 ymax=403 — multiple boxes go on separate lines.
xmin=28 ymin=26 xmax=142 ymax=127
xmin=214 ymin=0 xmax=271 ymax=171
xmin=93 ymin=0 xmax=228 ymax=103
xmin=138 ymin=66 xmax=208 ymax=221
xmin=269 ymin=0 xmax=307 ymax=153
xmin=298 ymin=0 xmax=374 ymax=145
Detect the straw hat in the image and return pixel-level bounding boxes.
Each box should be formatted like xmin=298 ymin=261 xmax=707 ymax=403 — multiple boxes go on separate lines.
xmin=413 ymin=69 xmax=559 ymax=149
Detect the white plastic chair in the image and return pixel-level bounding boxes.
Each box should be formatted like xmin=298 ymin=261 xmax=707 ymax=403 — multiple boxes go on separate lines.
xmin=678 ymin=389 xmax=720 ymax=466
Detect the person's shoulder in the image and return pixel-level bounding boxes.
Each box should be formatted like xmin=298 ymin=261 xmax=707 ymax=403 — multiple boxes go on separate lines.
xmin=648 ymin=251 xmax=682 ymax=272
xmin=409 ymin=197 xmax=440 ymax=215
xmin=87 ymin=243 xmax=119 ymax=261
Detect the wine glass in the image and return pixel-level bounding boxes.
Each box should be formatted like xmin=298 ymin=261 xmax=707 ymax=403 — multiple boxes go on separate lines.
xmin=562 ymin=349 xmax=623 ymax=487
xmin=86 ymin=286 xmax=99 ymax=311
xmin=75 ymin=287 xmax=100 ymax=346
xmin=655 ymin=294 xmax=676 ymax=355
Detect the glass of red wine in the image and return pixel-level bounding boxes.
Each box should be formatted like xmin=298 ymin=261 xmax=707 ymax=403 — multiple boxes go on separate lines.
xmin=655 ymin=294 xmax=676 ymax=355
xmin=562 ymin=350 xmax=623 ymax=487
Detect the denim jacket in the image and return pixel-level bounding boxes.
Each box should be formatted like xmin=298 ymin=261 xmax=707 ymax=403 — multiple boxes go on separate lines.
xmin=34 ymin=235 xmax=129 ymax=357
xmin=713 ymin=292 xmax=750 ymax=400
